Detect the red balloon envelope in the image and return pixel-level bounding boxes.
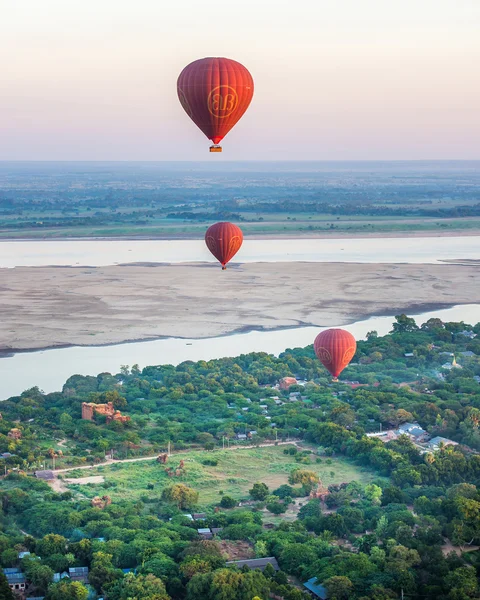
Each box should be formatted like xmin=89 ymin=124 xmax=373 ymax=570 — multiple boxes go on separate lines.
xmin=205 ymin=222 xmax=243 ymax=269
xmin=314 ymin=329 xmax=357 ymax=379
xmin=177 ymin=57 xmax=254 ymax=150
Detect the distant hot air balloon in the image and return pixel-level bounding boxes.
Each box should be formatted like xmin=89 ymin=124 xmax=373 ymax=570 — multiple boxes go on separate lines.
xmin=205 ymin=222 xmax=243 ymax=269
xmin=314 ymin=329 xmax=357 ymax=380
xmin=177 ymin=57 xmax=254 ymax=152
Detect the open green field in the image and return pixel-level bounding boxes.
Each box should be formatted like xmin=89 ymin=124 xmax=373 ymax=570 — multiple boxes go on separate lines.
xmin=1 ymin=215 xmax=479 ymax=239
xmin=62 ymin=446 xmax=381 ymax=508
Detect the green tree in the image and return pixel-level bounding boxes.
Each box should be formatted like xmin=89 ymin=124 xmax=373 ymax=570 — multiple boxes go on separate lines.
xmin=325 ymin=576 xmax=354 ymax=600
xmin=364 ymin=484 xmax=382 ymax=505
xmin=107 ymin=572 xmax=170 ymax=600
xmin=391 ymin=314 xmax=419 ymax=333
xmin=0 ymin=570 xmax=14 ymax=600
xmin=249 ymin=483 xmax=269 ymax=501
xmin=162 ymin=484 xmax=199 ymax=510
xmin=220 ymin=495 xmax=237 ymax=508
xmin=46 ymin=580 xmax=89 ymax=600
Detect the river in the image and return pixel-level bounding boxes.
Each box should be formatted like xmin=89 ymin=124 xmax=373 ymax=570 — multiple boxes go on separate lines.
xmin=1 ymin=304 xmax=479 ymax=400
xmin=0 ymin=235 xmax=479 ymax=267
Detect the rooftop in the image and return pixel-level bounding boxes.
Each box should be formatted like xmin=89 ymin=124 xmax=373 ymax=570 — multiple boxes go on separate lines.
xmin=34 ymin=470 xmax=55 ymax=480
xmin=303 ymin=577 xmax=327 ymax=599
xmin=226 ymin=557 xmax=279 ymax=571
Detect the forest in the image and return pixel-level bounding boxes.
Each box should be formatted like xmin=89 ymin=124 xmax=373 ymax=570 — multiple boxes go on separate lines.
xmin=1 ymin=315 xmax=480 ymax=599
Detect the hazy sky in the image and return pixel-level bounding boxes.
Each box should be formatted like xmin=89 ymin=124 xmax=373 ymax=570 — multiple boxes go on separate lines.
xmin=1 ymin=0 xmax=479 ymax=160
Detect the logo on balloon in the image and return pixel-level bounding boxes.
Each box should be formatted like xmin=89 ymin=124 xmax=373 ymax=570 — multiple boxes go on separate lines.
xmin=177 ymin=88 xmax=194 ymax=119
xmin=205 ymin=236 xmax=217 ymax=255
xmin=342 ymin=347 xmax=356 ymax=364
xmin=207 ymin=86 xmax=239 ymax=118
xmin=316 ymin=347 xmax=332 ymax=364
xmin=228 ymin=236 xmax=241 ymax=256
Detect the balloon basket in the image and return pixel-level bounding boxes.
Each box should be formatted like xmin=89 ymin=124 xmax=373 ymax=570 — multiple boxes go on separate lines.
xmin=222 ymin=266 xmax=227 ymax=270
xmin=209 ymin=145 xmax=222 ymax=153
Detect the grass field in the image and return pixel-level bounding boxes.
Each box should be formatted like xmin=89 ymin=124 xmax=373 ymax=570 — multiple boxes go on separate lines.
xmin=1 ymin=216 xmax=480 ymax=239
xmin=62 ymin=446 xmax=381 ymax=508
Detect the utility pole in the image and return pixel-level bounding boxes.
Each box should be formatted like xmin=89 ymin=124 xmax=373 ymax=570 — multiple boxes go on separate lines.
xmin=401 ymin=588 xmax=404 ymax=600
xmin=222 ymin=436 xmax=225 ymax=450
xmin=168 ymin=441 xmax=171 ymax=457
xmin=275 ymin=429 xmax=278 ymax=442
xmin=52 ymin=454 xmax=55 ymax=471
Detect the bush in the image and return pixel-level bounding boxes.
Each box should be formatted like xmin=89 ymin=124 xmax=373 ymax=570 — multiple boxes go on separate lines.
xmin=202 ymin=459 xmax=218 ymax=466
xmin=220 ymin=496 xmax=237 ymax=508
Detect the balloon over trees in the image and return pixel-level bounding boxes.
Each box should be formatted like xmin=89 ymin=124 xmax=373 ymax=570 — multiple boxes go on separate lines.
xmin=314 ymin=329 xmax=357 ymax=380
xmin=205 ymin=222 xmax=243 ymax=269
xmin=177 ymin=57 xmax=254 ymax=152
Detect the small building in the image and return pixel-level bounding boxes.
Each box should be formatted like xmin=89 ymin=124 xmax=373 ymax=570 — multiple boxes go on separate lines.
xmin=6 ymin=572 xmax=26 ymax=593
xmin=197 ymin=528 xmax=213 ymax=539
xmin=211 ymin=527 xmax=223 ymax=536
xmin=7 ymin=428 xmax=22 ymax=440
xmin=26 ymin=597 xmax=45 ymax=600
xmin=182 ymin=514 xmax=194 ymax=521
xmin=193 ymin=512 xmax=206 ymax=520
xmin=226 ymin=557 xmax=279 ymax=571
xmin=34 ymin=470 xmax=55 ymax=481
xmin=68 ymin=566 xmax=89 ymax=583
xmin=18 ymin=551 xmax=31 ymax=559
xmin=53 ymin=572 xmax=69 ymax=583
xmin=458 ymin=330 xmax=476 ymax=339
xmin=427 ymin=437 xmax=458 ymax=451
xmin=303 ymin=576 xmax=327 ymax=599
xmin=404 ymin=352 xmax=414 ymax=358
xmin=460 ymin=351 xmax=476 ymax=357
xmin=279 ymin=377 xmax=297 ymax=390
xmin=248 ymin=431 xmax=258 ymax=438
xmin=236 ymin=434 xmax=247 ymax=440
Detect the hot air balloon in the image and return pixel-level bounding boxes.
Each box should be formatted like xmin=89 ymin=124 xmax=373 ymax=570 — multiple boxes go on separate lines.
xmin=205 ymin=222 xmax=243 ymax=269
xmin=177 ymin=57 xmax=254 ymax=152
xmin=314 ymin=329 xmax=357 ymax=381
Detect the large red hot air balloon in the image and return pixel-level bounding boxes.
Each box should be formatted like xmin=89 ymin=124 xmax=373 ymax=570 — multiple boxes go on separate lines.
xmin=314 ymin=329 xmax=357 ymax=380
xmin=177 ymin=57 xmax=254 ymax=152
xmin=205 ymin=222 xmax=243 ymax=269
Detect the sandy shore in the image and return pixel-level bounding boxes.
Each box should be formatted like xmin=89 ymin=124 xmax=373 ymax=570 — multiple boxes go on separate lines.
xmin=1 ymin=229 xmax=480 ymax=242
xmin=0 ymin=262 xmax=478 ymax=354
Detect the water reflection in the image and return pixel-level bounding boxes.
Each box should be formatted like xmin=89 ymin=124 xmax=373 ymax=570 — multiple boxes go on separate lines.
xmin=0 ymin=236 xmax=478 ymax=267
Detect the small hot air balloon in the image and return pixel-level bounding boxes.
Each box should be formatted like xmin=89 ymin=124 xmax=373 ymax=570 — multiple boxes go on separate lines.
xmin=314 ymin=329 xmax=357 ymax=381
xmin=177 ymin=57 xmax=254 ymax=152
xmin=205 ymin=222 xmax=243 ymax=269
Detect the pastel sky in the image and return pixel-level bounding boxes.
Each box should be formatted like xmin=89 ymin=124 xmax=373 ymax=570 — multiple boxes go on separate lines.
xmin=1 ymin=0 xmax=479 ymax=160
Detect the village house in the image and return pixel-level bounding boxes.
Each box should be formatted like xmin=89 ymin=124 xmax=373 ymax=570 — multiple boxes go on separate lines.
xmin=226 ymin=557 xmax=279 ymax=572
xmin=303 ymin=576 xmax=328 ymax=599
xmin=397 ymin=422 xmax=429 ymax=442
xmin=34 ymin=470 xmax=55 ymax=481
xmin=427 ymin=437 xmax=458 ymax=451
xmin=68 ymin=566 xmax=89 ymax=583
xmin=5 ymin=569 xmax=26 ymax=595
xmin=197 ymin=528 xmax=213 ymax=539
xmin=7 ymin=428 xmax=22 ymax=440
xmin=279 ymin=377 xmax=297 ymax=390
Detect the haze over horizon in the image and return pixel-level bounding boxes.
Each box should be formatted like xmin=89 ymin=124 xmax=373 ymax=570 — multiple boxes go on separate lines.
xmin=1 ymin=0 xmax=479 ymax=161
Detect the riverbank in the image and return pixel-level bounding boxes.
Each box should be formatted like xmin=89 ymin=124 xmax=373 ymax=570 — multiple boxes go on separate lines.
xmin=0 ymin=261 xmax=478 ymax=354
xmin=1 ymin=229 xmax=480 ymax=242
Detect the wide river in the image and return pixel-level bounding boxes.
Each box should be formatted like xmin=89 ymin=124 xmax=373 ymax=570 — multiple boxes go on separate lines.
xmin=0 ymin=235 xmax=479 ymax=267
xmin=1 ymin=304 xmax=479 ymax=401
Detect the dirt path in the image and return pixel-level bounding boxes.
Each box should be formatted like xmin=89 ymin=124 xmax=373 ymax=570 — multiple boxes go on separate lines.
xmin=54 ymin=440 xmax=301 ymax=475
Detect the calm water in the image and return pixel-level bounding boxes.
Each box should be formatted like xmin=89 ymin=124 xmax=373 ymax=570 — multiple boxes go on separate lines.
xmin=1 ymin=304 xmax=479 ymax=400
xmin=0 ymin=236 xmax=479 ymax=267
